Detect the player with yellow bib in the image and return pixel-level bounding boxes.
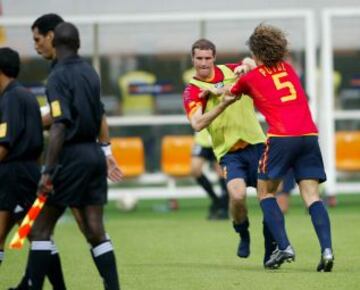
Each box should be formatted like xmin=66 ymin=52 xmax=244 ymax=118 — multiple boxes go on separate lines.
xmin=183 ymin=39 xmax=274 ymax=264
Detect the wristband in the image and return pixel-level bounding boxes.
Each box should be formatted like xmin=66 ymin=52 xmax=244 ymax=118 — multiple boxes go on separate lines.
xmin=100 ymin=142 xmax=112 ymax=157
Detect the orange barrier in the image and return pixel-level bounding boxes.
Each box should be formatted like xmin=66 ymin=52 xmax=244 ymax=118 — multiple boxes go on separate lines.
xmin=111 ymin=137 xmax=145 ymax=177
xmin=335 ymin=131 xmax=360 ymax=171
xmin=161 ymin=135 xmax=194 ymax=177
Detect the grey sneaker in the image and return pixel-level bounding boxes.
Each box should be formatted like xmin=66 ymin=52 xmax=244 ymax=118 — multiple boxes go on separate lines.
xmin=264 ymin=245 xmax=295 ymax=269
xmin=317 ymin=248 xmax=334 ymax=272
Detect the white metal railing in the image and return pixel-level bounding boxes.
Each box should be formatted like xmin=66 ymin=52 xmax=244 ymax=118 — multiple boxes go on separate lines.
xmin=321 ymin=7 xmax=360 ymax=195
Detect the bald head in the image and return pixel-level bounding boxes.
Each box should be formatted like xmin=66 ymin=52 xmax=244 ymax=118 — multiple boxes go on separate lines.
xmin=53 ymin=22 xmax=80 ymax=52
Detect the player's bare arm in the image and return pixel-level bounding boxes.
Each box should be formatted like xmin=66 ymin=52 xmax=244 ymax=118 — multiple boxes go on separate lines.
xmin=39 ymin=122 xmax=66 ymax=195
xmin=189 ymin=94 xmax=239 ymax=132
xmin=99 ymin=115 xmax=124 ymax=182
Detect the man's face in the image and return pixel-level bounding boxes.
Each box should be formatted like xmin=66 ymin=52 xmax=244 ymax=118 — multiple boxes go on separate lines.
xmin=192 ymin=48 xmax=215 ymax=80
xmin=32 ymin=27 xmax=55 ymax=60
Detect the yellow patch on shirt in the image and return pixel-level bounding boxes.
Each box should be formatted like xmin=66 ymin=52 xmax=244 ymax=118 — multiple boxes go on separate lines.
xmin=51 ymin=100 xmax=62 ymax=117
xmin=0 ymin=123 xmax=7 ymax=138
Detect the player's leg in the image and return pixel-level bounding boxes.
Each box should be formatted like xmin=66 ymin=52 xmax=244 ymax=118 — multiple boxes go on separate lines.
xmin=276 ymin=170 xmax=296 ymax=214
xmin=0 ymin=211 xmax=16 ymax=266
xmin=71 ymin=143 xmax=120 ymax=290
xmin=9 ymin=161 xmax=66 ymax=290
xmin=23 ymin=205 xmax=65 ymax=290
xmin=299 ymin=180 xmax=333 ymax=272
xmin=213 ymin=162 xmax=229 ymax=219
xmin=191 ymin=147 xmax=220 ymax=219
xmin=227 ymin=178 xmax=250 ymax=258
xmin=73 ymin=205 xmax=120 ymax=290
xmin=0 ymin=163 xmax=19 ymax=267
xmin=258 ymin=138 xmax=295 ymax=269
xmin=258 ymin=179 xmax=295 ymax=268
xmin=295 ymin=136 xmax=333 ymax=272
xmin=258 ymin=179 xmax=290 ymax=249
xmin=9 ymin=208 xmax=66 ymax=290
xmin=220 ymin=150 xmax=252 ymax=258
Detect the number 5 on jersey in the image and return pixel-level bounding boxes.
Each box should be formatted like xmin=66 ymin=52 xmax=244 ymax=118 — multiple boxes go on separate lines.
xmin=272 ymin=72 xmax=297 ymax=102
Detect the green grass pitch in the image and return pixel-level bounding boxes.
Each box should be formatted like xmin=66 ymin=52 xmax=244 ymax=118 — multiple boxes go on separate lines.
xmin=1 ymin=194 xmax=360 ymax=290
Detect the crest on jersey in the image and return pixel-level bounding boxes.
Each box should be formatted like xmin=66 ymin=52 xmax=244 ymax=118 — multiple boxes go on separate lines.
xmin=214 ymin=82 xmax=224 ymax=89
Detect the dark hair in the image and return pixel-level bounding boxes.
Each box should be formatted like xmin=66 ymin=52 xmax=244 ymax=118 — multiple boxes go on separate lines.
xmin=31 ymin=13 xmax=64 ymax=35
xmin=0 ymin=47 xmax=20 ymax=78
xmin=191 ymin=38 xmax=216 ymax=57
xmin=247 ymin=24 xmax=288 ymax=67
xmin=53 ymin=22 xmax=80 ymax=51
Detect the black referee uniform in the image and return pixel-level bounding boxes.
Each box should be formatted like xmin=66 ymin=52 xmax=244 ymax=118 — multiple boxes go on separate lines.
xmin=0 ymin=80 xmax=43 ymax=215
xmin=46 ymin=55 xmax=107 ymax=207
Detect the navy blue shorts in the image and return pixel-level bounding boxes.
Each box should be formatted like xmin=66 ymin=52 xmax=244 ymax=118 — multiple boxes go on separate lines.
xmin=192 ymin=144 xmax=216 ymax=162
xmin=220 ymin=143 xmax=264 ymax=187
xmin=47 ymin=143 xmax=108 ymax=208
xmin=0 ymin=161 xmax=40 ymax=218
xmin=277 ymin=169 xmax=296 ymax=195
xmin=258 ymin=136 xmax=326 ymax=183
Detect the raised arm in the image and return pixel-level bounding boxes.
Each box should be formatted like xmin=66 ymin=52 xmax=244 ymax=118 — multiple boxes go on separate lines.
xmin=189 ymin=91 xmax=240 ymax=132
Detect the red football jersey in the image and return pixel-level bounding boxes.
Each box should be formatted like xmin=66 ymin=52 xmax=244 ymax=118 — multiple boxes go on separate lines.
xmin=183 ymin=63 xmax=239 ymax=118
xmin=230 ymin=61 xmax=318 ymax=136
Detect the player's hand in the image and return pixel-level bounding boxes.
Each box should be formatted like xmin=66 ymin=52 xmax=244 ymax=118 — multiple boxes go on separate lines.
xmin=234 ymin=65 xmax=249 ymax=76
xmin=106 ymin=155 xmax=123 ymax=182
xmin=234 ymin=58 xmax=257 ymax=76
xmin=222 ymin=94 xmax=241 ymax=106
xmin=38 ymin=174 xmax=53 ymax=197
xmin=242 ymin=57 xmax=257 ymax=69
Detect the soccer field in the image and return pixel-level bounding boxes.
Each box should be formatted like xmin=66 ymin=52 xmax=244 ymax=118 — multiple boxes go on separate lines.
xmin=1 ymin=194 xmax=360 ymax=290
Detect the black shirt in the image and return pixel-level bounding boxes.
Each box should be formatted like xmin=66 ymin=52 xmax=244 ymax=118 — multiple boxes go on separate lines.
xmin=0 ymin=81 xmax=43 ymax=162
xmin=46 ymin=55 xmax=104 ymax=144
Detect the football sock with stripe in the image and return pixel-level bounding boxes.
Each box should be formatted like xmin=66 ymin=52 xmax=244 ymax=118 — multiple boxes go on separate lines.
xmin=28 ymin=241 xmax=53 ymax=290
xmin=260 ymin=197 xmax=290 ymax=250
xmin=309 ymin=200 xmax=332 ymax=252
xmin=46 ymin=242 xmax=66 ymax=290
xmin=91 ymin=241 xmax=120 ymax=290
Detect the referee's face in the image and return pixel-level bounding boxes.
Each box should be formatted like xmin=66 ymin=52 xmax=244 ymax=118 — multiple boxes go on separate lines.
xmin=192 ymin=49 xmax=216 ymax=81
xmin=32 ymin=27 xmax=56 ymax=60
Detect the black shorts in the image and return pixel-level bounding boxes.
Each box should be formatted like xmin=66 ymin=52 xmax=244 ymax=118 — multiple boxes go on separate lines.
xmin=47 ymin=143 xmax=108 ymax=208
xmin=0 ymin=161 xmax=40 ymax=218
xmin=192 ymin=144 xmax=216 ymax=162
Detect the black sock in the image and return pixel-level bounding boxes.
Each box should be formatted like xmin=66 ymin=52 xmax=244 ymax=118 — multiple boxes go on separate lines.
xmin=90 ymin=234 xmax=111 ymax=281
xmin=233 ymin=219 xmax=250 ymax=241
xmin=196 ymin=174 xmax=219 ymax=203
xmin=0 ymin=250 xmax=3 ymax=265
xmin=46 ymin=242 xmax=66 ymax=290
xmin=27 ymin=241 xmax=53 ymax=290
xmin=219 ymin=178 xmax=229 ymax=208
xmin=91 ymin=241 xmax=120 ymax=290
xmin=219 ymin=178 xmax=228 ymax=195
xmin=309 ymin=200 xmax=332 ymax=252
